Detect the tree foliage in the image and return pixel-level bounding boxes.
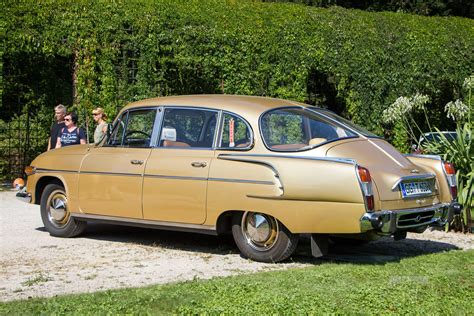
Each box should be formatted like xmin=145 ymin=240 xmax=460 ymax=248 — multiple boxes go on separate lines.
xmin=265 ymin=0 xmax=474 ymax=18
xmin=1 ymin=0 xmax=473 ymax=180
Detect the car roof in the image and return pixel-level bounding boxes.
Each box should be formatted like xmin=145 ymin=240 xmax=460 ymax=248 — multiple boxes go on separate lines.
xmin=122 ymin=94 xmax=313 ymax=115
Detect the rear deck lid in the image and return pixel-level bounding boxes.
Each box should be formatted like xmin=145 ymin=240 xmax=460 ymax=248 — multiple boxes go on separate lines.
xmin=326 ymin=138 xmax=438 ymax=204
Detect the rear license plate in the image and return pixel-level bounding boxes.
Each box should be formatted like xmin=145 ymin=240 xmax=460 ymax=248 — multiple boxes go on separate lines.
xmin=400 ymin=181 xmax=432 ymax=198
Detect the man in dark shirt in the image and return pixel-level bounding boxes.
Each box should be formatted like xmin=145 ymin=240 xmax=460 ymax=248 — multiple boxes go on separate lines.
xmin=47 ymin=104 xmax=66 ymax=151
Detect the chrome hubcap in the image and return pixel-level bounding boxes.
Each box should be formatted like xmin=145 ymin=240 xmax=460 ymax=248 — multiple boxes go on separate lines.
xmin=47 ymin=190 xmax=69 ymax=228
xmin=242 ymin=212 xmax=279 ymax=251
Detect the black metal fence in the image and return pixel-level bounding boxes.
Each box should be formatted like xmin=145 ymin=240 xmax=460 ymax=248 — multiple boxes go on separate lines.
xmin=0 ymin=114 xmax=49 ymax=183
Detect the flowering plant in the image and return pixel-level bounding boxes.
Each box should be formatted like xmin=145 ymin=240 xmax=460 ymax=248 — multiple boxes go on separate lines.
xmin=382 ymin=93 xmax=431 ymax=150
xmin=383 ymin=75 xmax=473 ymax=232
xmin=436 ymin=75 xmax=473 ymax=232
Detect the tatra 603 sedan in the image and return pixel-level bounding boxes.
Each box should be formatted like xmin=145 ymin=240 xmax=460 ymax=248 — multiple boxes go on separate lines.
xmin=17 ymin=95 xmax=462 ymax=262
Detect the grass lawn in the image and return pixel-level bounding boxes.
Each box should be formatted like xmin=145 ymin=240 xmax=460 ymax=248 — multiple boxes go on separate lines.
xmin=1 ymin=250 xmax=473 ymax=314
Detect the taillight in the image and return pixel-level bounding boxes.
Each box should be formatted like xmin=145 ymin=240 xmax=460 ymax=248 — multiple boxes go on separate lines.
xmin=442 ymin=161 xmax=457 ymax=199
xmin=357 ymin=166 xmax=374 ymax=212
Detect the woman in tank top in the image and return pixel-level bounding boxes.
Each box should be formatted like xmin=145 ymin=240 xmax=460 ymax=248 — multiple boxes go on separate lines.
xmin=92 ymin=107 xmax=108 ymax=144
xmin=56 ymin=112 xmax=87 ymax=148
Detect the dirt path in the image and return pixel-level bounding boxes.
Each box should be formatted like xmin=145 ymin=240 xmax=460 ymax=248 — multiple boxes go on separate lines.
xmin=1 ymin=191 xmax=472 ymax=302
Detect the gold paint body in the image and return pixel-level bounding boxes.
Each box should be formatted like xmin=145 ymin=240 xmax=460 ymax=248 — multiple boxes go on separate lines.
xmin=24 ymin=95 xmax=453 ymax=235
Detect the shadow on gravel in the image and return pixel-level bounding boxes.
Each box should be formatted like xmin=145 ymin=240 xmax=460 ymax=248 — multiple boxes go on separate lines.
xmin=298 ymin=236 xmax=460 ymax=265
xmin=36 ymin=223 xmax=461 ymax=265
xmin=84 ymin=223 xmax=239 ymax=255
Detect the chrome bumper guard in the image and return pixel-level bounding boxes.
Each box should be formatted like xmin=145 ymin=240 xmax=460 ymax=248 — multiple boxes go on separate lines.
xmin=360 ymin=202 xmax=462 ymax=235
xmin=16 ymin=188 xmax=32 ymax=203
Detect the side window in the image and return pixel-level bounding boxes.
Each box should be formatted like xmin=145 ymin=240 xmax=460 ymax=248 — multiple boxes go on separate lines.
xmin=123 ymin=109 xmax=156 ymax=148
xmin=261 ymin=111 xmax=306 ymax=147
xmin=160 ymin=108 xmax=217 ymax=148
xmin=219 ymin=113 xmax=252 ymax=149
xmin=108 ymin=109 xmax=156 ymax=147
xmin=107 ymin=112 xmax=127 ymax=146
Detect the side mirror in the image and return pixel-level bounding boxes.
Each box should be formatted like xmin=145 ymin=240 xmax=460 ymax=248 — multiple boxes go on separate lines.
xmin=161 ymin=127 xmax=177 ymax=141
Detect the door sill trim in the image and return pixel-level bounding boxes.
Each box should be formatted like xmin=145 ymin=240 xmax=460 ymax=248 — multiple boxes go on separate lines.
xmin=71 ymin=213 xmax=217 ymax=235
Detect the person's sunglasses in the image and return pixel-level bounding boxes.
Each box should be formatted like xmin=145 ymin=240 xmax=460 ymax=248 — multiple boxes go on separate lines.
xmin=93 ymin=113 xmax=100 ymax=116
xmin=64 ymin=118 xmax=71 ymax=121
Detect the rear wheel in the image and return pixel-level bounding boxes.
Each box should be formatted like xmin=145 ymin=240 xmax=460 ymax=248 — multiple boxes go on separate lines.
xmin=232 ymin=211 xmax=298 ymax=263
xmin=40 ymin=184 xmax=86 ymax=237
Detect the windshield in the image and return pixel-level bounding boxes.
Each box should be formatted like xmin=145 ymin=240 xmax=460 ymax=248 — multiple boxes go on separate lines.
xmin=422 ymin=132 xmax=457 ymax=143
xmin=260 ymin=107 xmax=357 ymax=151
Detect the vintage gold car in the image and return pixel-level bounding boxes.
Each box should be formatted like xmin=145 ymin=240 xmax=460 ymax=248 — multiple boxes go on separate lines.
xmin=17 ymin=95 xmax=462 ymax=263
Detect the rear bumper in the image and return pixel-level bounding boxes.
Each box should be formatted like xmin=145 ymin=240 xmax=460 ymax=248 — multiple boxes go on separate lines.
xmin=360 ymin=202 xmax=462 ymax=235
xmin=16 ymin=188 xmax=32 ymax=203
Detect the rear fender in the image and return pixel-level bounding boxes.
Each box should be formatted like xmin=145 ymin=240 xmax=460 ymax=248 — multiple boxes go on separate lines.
xmin=216 ymin=154 xmax=365 ymax=203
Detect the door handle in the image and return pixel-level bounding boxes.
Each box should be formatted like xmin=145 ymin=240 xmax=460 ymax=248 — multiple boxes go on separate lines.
xmin=130 ymin=160 xmax=144 ymax=165
xmin=191 ymin=162 xmax=207 ymax=168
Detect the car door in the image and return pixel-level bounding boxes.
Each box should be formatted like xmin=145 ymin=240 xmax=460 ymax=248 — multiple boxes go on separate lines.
xmin=142 ymin=107 xmax=218 ymax=224
xmin=78 ymin=108 xmax=158 ymax=218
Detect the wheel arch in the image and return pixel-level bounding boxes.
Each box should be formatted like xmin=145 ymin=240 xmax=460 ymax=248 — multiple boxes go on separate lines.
xmin=34 ymin=176 xmax=65 ymax=205
xmin=215 ymin=210 xmax=244 ymax=235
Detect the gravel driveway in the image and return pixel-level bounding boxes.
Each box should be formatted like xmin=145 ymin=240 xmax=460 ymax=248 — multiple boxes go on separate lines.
xmin=1 ymin=191 xmax=472 ymax=302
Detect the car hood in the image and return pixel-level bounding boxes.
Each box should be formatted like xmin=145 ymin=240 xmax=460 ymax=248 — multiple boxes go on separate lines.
xmin=325 ymin=138 xmax=435 ymax=202
xmin=31 ymin=144 xmax=92 ymax=171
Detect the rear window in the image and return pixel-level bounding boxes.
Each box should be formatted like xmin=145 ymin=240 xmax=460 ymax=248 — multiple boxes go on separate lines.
xmin=260 ymin=108 xmax=357 ymax=151
xmin=316 ymin=108 xmax=379 ymax=138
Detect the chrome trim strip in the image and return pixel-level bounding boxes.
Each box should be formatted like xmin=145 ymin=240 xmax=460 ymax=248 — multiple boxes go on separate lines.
xmin=144 ymin=174 xmax=208 ymax=181
xmin=208 ymin=178 xmax=274 ymax=185
xmin=71 ymin=213 xmax=216 ymax=235
xmin=218 ymin=153 xmax=356 ymax=165
xmin=80 ymin=171 xmax=142 ymax=177
xmin=35 ymin=168 xmax=273 ymax=184
xmin=213 ymin=110 xmax=223 ymax=148
xmin=217 ymin=155 xmax=284 ymax=196
xmin=404 ymin=154 xmax=442 ymax=161
xmin=144 ymin=174 xmax=273 ymax=185
xmin=36 ymin=168 xmax=78 ymax=174
xmin=391 ymin=173 xmax=436 ymax=190
xmin=217 ymin=155 xmax=281 ymax=175
xmin=150 ymin=106 xmax=164 ymax=147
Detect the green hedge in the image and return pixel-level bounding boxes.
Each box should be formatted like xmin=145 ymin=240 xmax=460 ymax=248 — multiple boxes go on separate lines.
xmin=1 ymin=0 xmax=473 ymax=179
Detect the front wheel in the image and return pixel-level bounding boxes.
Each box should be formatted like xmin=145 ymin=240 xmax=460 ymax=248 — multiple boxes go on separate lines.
xmin=232 ymin=212 xmax=298 ymax=263
xmin=40 ymin=184 xmax=86 ymax=237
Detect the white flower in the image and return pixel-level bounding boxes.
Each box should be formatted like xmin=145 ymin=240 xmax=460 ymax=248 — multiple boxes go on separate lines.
xmin=445 ymin=99 xmax=468 ymax=122
xmin=411 ymin=93 xmax=430 ymax=110
xmin=382 ymin=93 xmax=430 ymax=123
xmin=463 ymin=75 xmax=474 ymax=90
xmin=383 ymin=96 xmax=410 ymax=123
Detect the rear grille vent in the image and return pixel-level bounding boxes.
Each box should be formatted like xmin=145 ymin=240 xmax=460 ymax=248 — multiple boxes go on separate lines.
xmin=397 ymin=211 xmax=435 ymax=228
